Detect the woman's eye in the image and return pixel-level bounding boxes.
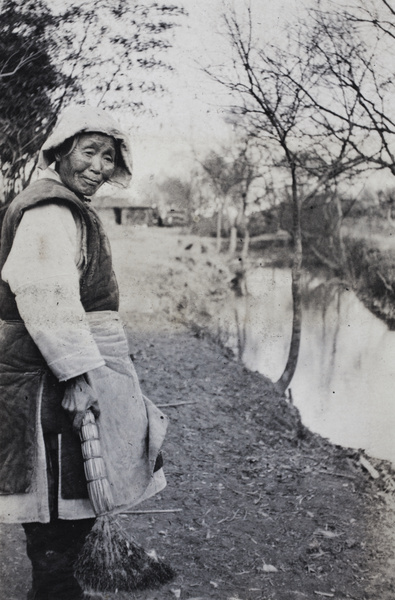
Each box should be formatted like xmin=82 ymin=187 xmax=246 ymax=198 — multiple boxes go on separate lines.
xmin=104 ymin=155 xmax=114 ymax=163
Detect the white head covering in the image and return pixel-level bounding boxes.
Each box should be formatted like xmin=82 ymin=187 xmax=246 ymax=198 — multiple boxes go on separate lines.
xmin=37 ymin=105 xmax=133 ymax=188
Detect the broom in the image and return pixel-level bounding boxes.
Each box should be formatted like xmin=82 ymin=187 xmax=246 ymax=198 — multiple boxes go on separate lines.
xmin=73 ymin=409 xmax=175 ymax=593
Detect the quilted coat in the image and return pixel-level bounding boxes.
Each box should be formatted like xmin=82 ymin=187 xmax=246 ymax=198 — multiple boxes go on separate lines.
xmin=0 ymin=179 xmax=168 ymax=523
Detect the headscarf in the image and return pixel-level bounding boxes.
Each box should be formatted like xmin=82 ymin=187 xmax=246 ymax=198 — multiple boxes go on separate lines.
xmin=37 ymin=105 xmax=133 ymax=188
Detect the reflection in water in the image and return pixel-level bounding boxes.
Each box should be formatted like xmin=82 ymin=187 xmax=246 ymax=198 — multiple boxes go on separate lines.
xmin=226 ymin=267 xmax=395 ymax=465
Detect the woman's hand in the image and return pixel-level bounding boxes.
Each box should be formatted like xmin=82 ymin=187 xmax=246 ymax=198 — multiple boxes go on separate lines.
xmin=62 ymin=372 xmax=100 ymax=433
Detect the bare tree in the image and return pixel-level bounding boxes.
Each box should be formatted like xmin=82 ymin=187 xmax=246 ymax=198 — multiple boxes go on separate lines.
xmin=207 ymin=6 xmax=365 ymax=393
xmin=200 ymin=150 xmax=241 ymax=252
xmin=198 ymin=133 xmax=265 ymax=256
xmin=298 ymin=0 xmax=395 ymax=175
xmin=226 ymin=134 xmax=266 ymax=259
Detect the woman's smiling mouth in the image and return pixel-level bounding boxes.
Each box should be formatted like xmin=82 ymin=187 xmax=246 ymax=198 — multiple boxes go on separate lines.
xmin=82 ymin=176 xmax=101 ymax=186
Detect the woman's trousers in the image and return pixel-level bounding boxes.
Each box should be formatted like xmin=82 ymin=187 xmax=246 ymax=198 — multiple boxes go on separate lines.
xmin=22 ymin=433 xmax=95 ymax=600
xmin=22 ymin=518 xmax=94 ymax=600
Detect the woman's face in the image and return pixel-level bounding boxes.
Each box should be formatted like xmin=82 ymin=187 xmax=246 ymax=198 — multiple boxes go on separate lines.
xmin=58 ymin=133 xmax=116 ymax=197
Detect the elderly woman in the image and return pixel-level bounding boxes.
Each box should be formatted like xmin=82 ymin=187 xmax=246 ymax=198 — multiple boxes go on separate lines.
xmin=0 ymin=106 xmax=168 ymax=600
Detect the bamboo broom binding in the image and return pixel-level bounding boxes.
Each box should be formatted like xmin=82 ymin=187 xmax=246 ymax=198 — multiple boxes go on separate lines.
xmin=79 ymin=410 xmax=114 ymax=515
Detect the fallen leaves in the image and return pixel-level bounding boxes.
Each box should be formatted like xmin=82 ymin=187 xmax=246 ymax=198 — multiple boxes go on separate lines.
xmin=313 ymin=528 xmax=343 ymax=539
xmin=260 ymin=563 xmax=278 ymax=573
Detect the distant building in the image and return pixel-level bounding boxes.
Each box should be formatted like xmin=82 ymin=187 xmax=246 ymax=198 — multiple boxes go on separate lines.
xmin=94 ymin=192 xmax=155 ymax=226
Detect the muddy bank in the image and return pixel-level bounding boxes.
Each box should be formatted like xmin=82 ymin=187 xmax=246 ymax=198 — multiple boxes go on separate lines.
xmin=115 ymin=227 xmax=395 ymax=600
xmin=1 ymin=226 xmax=395 ymax=600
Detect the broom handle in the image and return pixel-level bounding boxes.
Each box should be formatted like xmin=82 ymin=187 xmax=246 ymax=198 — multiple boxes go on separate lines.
xmin=80 ymin=409 xmax=115 ymax=515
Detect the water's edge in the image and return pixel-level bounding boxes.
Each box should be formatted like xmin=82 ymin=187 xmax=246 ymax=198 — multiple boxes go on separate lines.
xmin=221 ymin=266 xmax=395 ymax=465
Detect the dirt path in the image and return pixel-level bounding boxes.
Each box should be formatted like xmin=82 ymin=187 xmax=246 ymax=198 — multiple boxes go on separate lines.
xmin=1 ymin=226 xmax=395 ymax=600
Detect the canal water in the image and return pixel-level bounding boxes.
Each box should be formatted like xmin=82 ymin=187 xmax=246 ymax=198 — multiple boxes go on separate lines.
xmin=221 ymin=267 xmax=395 ymax=465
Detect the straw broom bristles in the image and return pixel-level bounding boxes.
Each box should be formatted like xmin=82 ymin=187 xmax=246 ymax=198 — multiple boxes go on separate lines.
xmin=73 ymin=410 xmax=175 ymax=593
xmin=75 ymin=515 xmax=175 ymax=592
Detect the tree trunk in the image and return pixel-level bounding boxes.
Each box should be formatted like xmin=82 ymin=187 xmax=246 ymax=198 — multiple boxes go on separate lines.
xmin=228 ymin=225 xmax=237 ymax=256
xmin=334 ymin=194 xmax=347 ymax=272
xmin=234 ymin=307 xmax=246 ymax=360
xmin=241 ymin=227 xmax=250 ymax=261
xmin=275 ymin=167 xmax=302 ymax=394
xmin=216 ymin=206 xmax=222 ymax=253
